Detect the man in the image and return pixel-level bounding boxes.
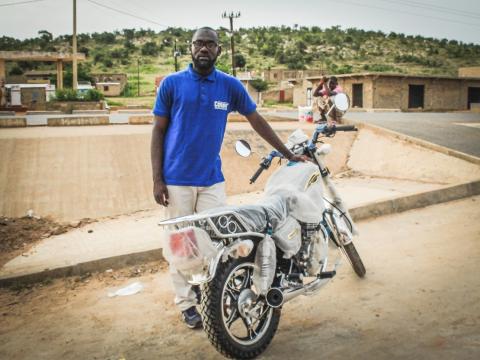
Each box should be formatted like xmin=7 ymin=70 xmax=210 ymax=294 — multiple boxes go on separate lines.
xmin=151 ymin=27 xmax=306 ymax=329
xmin=313 ymin=76 xmax=343 ymax=124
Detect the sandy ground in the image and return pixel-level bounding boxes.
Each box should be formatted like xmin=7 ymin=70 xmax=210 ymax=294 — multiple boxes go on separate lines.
xmin=1 ymin=196 xmax=479 ymax=360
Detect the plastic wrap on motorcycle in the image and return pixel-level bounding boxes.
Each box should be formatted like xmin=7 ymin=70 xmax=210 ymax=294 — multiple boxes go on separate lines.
xmin=266 ymin=161 xmax=325 ymax=224
xmin=253 ymin=235 xmax=277 ymax=295
xmin=272 ymin=216 xmax=301 ymax=259
xmin=163 ymin=226 xmax=217 ymax=278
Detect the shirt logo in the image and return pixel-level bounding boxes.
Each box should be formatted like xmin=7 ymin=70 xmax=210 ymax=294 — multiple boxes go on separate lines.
xmin=214 ymin=101 xmax=229 ymax=111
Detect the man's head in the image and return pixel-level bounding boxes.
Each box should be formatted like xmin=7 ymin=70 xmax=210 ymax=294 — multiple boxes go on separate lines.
xmin=191 ymin=27 xmax=221 ymax=73
xmin=328 ymin=76 xmax=338 ymax=91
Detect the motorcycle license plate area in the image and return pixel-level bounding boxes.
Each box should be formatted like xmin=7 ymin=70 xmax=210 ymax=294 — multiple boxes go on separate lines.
xmin=164 ymin=227 xmax=218 ymax=273
xmin=169 ymin=229 xmax=198 ymax=258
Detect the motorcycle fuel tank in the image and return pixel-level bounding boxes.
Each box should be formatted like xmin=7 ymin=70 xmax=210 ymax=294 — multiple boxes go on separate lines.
xmin=265 ymin=161 xmax=324 ymax=224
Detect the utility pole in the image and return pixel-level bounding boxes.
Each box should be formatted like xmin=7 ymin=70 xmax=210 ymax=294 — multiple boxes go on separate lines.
xmin=137 ymin=58 xmax=140 ymax=97
xmin=72 ymin=0 xmax=78 ymax=90
xmin=174 ymin=39 xmax=179 ymax=72
xmin=222 ymin=11 xmax=241 ymax=77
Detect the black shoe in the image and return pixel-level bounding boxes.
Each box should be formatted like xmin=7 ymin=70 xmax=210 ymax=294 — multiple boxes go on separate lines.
xmin=181 ymin=306 xmax=202 ymax=329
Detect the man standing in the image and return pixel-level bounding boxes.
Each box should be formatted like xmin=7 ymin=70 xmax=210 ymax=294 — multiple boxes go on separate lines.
xmin=313 ymin=76 xmax=343 ymax=123
xmin=151 ymin=27 xmax=305 ymax=329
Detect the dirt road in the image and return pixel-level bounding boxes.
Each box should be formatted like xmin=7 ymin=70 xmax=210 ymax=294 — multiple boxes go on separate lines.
xmin=1 ymin=196 xmax=479 ymax=360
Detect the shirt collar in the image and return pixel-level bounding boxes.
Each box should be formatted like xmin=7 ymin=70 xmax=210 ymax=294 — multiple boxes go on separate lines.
xmin=188 ymin=63 xmax=217 ymax=82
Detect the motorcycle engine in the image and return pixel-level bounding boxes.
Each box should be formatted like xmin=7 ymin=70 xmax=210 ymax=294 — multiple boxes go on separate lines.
xmin=298 ymin=223 xmax=328 ymax=276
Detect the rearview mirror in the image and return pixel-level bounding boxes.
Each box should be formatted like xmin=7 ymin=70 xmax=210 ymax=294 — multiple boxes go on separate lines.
xmin=235 ymin=140 xmax=252 ymax=157
xmin=333 ymin=93 xmax=349 ymax=112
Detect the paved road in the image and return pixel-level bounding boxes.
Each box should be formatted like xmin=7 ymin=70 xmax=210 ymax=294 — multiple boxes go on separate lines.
xmin=346 ymin=112 xmax=480 ymax=157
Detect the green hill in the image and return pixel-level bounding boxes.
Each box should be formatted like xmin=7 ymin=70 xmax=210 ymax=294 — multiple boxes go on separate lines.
xmin=2 ymin=26 xmax=480 ymax=97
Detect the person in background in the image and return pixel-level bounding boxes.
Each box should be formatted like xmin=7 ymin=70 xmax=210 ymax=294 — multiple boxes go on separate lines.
xmin=313 ymin=76 xmax=343 ymax=124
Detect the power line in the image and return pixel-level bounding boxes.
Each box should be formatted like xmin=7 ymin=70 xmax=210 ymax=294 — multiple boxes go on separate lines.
xmin=379 ymin=0 xmax=480 ymax=20
xmin=0 ymin=0 xmax=47 ymax=7
xmin=85 ymin=0 xmax=169 ymax=28
xmin=335 ymin=0 xmax=480 ymax=29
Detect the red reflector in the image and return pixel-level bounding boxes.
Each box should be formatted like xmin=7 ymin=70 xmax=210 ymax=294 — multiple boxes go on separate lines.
xmin=169 ymin=229 xmax=198 ymax=257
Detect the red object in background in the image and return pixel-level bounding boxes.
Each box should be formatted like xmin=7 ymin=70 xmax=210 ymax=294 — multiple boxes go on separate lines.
xmin=279 ymin=90 xmax=285 ymax=103
xmin=169 ymin=229 xmax=198 ymax=257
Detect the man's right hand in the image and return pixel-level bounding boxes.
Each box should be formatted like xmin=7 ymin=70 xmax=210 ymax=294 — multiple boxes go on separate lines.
xmin=153 ymin=180 xmax=169 ymax=206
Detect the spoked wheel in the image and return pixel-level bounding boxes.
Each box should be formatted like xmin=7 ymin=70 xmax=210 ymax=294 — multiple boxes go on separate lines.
xmin=201 ymin=259 xmax=281 ymax=359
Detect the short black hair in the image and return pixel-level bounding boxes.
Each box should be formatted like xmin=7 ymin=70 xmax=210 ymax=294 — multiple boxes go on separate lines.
xmin=193 ymin=27 xmax=218 ymax=41
xmin=330 ymin=76 xmax=338 ymax=83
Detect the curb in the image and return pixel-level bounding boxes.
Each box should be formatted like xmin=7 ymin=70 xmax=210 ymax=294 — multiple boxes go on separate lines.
xmin=349 ymin=179 xmax=480 ymax=221
xmin=0 ymin=248 xmax=164 ymax=287
xmin=1 ymin=179 xmax=479 ymax=286
xmin=343 ymin=118 xmax=480 ymax=165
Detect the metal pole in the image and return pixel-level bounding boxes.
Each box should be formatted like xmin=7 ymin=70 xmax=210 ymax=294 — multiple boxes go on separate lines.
xmin=137 ymin=58 xmax=140 ymax=97
xmin=174 ymin=39 xmax=178 ymax=72
xmin=229 ymin=16 xmax=235 ymax=77
xmin=72 ymin=0 xmax=78 ymax=90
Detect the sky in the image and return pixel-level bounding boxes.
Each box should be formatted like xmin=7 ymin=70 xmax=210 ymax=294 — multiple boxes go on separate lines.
xmin=0 ymin=0 xmax=479 ymax=44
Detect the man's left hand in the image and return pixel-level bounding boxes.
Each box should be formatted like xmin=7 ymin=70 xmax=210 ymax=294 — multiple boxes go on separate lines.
xmin=289 ymin=154 xmax=308 ymax=162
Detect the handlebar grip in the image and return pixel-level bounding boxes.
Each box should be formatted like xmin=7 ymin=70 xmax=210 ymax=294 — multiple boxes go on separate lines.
xmin=250 ymin=166 xmax=265 ymax=184
xmin=335 ymin=125 xmax=357 ymax=132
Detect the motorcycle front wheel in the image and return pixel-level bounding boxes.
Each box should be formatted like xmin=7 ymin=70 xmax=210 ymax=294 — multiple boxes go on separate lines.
xmin=343 ymin=242 xmax=366 ymax=278
xmin=200 ymin=257 xmax=281 ymax=359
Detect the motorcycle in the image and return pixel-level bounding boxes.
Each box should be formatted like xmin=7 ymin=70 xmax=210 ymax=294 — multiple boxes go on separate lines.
xmin=159 ymin=93 xmax=366 ymax=359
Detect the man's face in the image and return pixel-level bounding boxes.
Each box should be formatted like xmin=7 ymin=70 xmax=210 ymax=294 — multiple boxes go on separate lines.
xmin=328 ymin=80 xmax=337 ymax=91
xmin=191 ymin=29 xmax=221 ymax=71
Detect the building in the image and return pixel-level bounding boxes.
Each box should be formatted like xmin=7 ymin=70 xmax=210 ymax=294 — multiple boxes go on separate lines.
xmin=95 ymin=82 xmax=122 ymax=96
xmin=24 ymin=70 xmax=57 ymax=84
xmin=91 ymin=73 xmax=127 ymax=91
xmin=263 ymin=68 xmax=325 ymax=83
xmin=294 ymin=72 xmax=480 ymax=111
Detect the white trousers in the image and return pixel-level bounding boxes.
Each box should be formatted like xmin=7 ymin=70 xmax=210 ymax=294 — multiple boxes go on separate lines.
xmin=166 ymin=182 xmax=227 ymax=311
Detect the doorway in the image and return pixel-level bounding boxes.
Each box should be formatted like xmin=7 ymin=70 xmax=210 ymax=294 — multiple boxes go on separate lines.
xmin=352 ymin=83 xmax=363 ymax=107
xmin=408 ymin=85 xmax=424 ymax=108
xmin=467 ymin=87 xmax=480 ymax=109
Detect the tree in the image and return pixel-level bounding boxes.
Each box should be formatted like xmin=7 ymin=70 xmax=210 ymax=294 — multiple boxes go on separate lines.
xmin=141 ymin=41 xmax=159 ymax=56
xmin=250 ymin=78 xmax=269 ymax=103
xmin=234 ymin=53 xmax=246 ymax=69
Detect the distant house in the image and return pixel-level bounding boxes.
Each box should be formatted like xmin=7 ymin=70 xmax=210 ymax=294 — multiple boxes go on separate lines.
xmin=262 ymin=68 xmax=325 ymax=83
xmin=95 ymin=82 xmax=122 ymax=97
xmin=91 ymin=73 xmax=127 ymax=92
xmin=25 ymin=70 xmax=57 ymax=84
xmin=294 ymin=72 xmax=480 ymax=111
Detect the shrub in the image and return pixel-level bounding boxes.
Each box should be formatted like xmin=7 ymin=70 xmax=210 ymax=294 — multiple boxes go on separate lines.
xmin=83 ymin=89 xmax=104 ymax=101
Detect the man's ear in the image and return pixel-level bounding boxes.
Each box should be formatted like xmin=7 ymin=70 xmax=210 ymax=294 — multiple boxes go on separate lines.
xmin=217 ymin=45 xmax=222 ymax=57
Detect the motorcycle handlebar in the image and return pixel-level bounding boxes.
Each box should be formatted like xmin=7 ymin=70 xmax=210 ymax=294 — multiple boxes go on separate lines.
xmin=334 ymin=125 xmax=357 ymax=132
xmin=250 ymin=165 xmax=265 ymax=184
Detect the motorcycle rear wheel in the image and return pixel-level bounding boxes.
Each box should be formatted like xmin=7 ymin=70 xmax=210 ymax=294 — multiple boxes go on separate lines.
xmin=200 ymin=257 xmax=281 ymax=359
xmin=343 ymin=242 xmax=366 ymax=278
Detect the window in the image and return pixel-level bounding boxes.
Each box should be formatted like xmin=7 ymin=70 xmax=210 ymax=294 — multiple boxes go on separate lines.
xmin=103 ymin=85 xmax=109 ymax=91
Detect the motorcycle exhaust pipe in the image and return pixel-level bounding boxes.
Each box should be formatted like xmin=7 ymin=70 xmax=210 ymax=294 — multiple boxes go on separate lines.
xmin=266 ymin=278 xmax=330 ymax=307
xmin=266 ymin=288 xmax=284 ymax=308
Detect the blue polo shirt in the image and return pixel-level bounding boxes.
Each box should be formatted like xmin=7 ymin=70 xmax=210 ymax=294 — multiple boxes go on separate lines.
xmin=153 ymin=64 xmax=257 ymax=186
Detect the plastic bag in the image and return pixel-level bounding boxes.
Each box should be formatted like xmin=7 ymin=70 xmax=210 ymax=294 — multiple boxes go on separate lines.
xmin=163 ymin=227 xmax=217 ymax=274
xmin=253 ymin=235 xmax=277 ymax=295
xmin=272 ymin=216 xmax=301 ymax=259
